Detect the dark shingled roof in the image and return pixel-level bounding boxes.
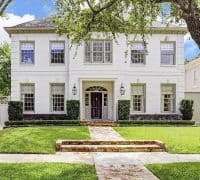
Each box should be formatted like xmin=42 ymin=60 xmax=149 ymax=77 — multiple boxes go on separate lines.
xmin=13 ymin=16 xmax=55 ymax=28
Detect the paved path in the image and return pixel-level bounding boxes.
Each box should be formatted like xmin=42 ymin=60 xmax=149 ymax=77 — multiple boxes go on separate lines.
xmin=89 ymin=126 xmax=124 ymax=141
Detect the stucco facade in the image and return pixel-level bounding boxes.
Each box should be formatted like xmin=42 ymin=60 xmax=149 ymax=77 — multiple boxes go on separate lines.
xmin=7 ymin=19 xmax=186 ymax=120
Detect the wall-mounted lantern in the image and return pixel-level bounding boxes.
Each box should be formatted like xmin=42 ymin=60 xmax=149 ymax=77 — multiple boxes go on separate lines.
xmin=72 ymin=84 xmax=77 ymax=95
xmin=120 ymin=83 xmax=125 ymax=95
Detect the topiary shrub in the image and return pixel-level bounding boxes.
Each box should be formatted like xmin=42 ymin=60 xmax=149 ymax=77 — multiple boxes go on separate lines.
xmin=118 ymin=100 xmax=130 ymax=120
xmin=66 ymin=100 xmax=80 ymax=120
xmin=8 ymin=101 xmax=23 ymax=121
xmin=179 ymin=99 xmax=194 ymax=120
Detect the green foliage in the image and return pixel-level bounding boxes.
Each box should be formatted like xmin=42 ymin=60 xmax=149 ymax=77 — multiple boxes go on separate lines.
xmin=115 ymin=127 xmax=200 ymax=153
xmin=5 ymin=120 xmax=80 ymax=127
xmin=8 ymin=101 xmax=23 ymax=121
xmin=179 ymin=99 xmax=194 ymax=120
xmin=0 ymin=43 xmax=11 ymax=96
xmin=147 ymin=162 xmax=200 ymax=180
xmin=118 ymin=100 xmax=130 ymax=120
xmin=0 ymin=127 xmax=90 ymax=153
xmin=67 ymin=100 xmax=80 ymax=120
xmin=119 ymin=120 xmax=195 ymax=126
xmin=0 ymin=163 xmax=97 ymax=180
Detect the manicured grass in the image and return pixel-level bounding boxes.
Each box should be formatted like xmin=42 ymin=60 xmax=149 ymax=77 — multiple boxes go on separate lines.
xmin=0 ymin=163 xmax=97 ymax=180
xmin=0 ymin=127 xmax=90 ymax=154
xmin=147 ymin=162 xmax=200 ymax=180
xmin=114 ymin=127 xmax=200 ymax=153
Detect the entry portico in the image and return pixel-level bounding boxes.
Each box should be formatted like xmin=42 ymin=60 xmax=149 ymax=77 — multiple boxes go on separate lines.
xmin=80 ymin=79 xmax=116 ymax=121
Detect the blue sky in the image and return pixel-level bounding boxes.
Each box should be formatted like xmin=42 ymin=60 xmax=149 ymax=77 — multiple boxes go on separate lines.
xmin=4 ymin=0 xmax=200 ymax=60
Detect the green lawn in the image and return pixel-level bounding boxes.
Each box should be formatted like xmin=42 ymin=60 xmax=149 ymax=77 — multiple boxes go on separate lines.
xmin=0 ymin=127 xmax=90 ymax=154
xmin=114 ymin=127 xmax=200 ymax=153
xmin=0 ymin=163 xmax=97 ymax=180
xmin=147 ymin=162 xmax=200 ymax=180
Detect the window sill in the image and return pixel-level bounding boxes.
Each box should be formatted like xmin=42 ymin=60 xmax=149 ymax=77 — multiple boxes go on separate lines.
xmin=20 ymin=63 xmax=35 ymax=66
xmin=23 ymin=111 xmax=35 ymax=114
xmin=160 ymin=65 xmax=176 ymax=67
xmin=84 ymin=63 xmax=113 ymax=65
xmin=50 ymin=63 xmax=65 ymax=66
xmin=130 ymin=64 xmax=146 ymax=67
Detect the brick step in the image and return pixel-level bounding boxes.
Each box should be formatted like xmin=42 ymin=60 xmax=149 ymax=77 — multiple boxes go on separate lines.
xmin=80 ymin=120 xmax=118 ymax=126
xmin=60 ymin=144 xmax=164 ymax=152
xmin=56 ymin=140 xmax=166 ymax=152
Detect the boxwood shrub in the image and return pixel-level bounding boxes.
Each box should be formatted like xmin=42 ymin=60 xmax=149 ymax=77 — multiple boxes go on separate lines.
xmin=8 ymin=101 xmax=23 ymax=121
xmin=118 ymin=120 xmax=195 ymax=126
xmin=66 ymin=100 xmax=80 ymax=120
xmin=5 ymin=120 xmax=80 ymax=127
xmin=179 ymin=99 xmax=194 ymax=120
xmin=118 ymin=100 xmax=130 ymax=120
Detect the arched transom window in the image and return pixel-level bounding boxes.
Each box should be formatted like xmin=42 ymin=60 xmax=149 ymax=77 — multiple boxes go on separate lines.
xmin=86 ymin=86 xmax=107 ymax=92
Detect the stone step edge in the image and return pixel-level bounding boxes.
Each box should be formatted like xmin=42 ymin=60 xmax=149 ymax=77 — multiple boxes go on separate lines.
xmin=56 ymin=140 xmax=166 ymax=152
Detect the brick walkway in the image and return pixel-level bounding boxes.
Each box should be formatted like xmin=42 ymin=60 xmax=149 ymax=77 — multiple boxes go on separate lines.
xmin=89 ymin=126 xmax=124 ymax=141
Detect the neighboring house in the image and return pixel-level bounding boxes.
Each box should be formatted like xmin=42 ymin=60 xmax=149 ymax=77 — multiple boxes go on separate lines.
xmin=5 ymin=17 xmax=186 ymax=121
xmin=185 ymin=58 xmax=200 ymax=122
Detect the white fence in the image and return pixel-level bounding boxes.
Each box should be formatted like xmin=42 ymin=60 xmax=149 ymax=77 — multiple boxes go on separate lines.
xmin=0 ymin=97 xmax=9 ymax=127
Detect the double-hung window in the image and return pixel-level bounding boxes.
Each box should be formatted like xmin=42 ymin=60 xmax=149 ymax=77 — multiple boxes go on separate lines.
xmin=85 ymin=40 xmax=112 ymax=63
xmin=50 ymin=42 xmax=65 ymax=64
xmin=50 ymin=84 xmax=65 ymax=112
xmin=131 ymin=42 xmax=145 ymax=64
xmin=131 ymin=84 xmax=145 ymax=113
xmin=21 ymin=84 xmax=35 ymax=112
xmin=161 ymin=84 xmax=176 ymax=113
xmin=161 ymin=42 xmax=175 ymax=65
xmin=20 ymin=42 xmax=34 ymax=64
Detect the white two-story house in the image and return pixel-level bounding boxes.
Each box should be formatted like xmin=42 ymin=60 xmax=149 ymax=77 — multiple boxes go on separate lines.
xmin=5 ymin=17 xmax=186 ymax=120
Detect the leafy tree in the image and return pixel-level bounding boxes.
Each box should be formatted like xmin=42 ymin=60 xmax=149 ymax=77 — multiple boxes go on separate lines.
xmin=0 ymin=0 xmax=12 ymax=16
xmin=0 ymin=43 xmax=11 ymax=96
xmin=54 ymin=0 xmax=200 ymax=48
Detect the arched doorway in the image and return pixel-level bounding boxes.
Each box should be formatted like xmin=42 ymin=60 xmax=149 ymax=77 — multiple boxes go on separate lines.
xmin=85 ymin=86 xmax=108 ymax=120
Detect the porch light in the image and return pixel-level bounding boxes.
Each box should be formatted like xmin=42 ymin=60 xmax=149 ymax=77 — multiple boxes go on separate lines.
xmin=120 ymin=83 xmax=125 ymax=95
xmin=72 ymin=84 xmax=77 ymax=95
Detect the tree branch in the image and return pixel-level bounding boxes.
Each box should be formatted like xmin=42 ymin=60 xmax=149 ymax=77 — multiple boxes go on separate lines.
xmin=0 ymin=0 xmax=12 ymax=16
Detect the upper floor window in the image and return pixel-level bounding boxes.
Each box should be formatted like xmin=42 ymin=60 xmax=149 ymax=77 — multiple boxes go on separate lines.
xmin=161 ymin=84 xmax=176 ymax=113
xmin=131 ymin=42 xmax=145 ymax=64
xmin=21 ymin=84 xmax=35 ymax=112
xmin=161 ymin=42 xmax=175 ymax=65
xmin=131 ymin=84 xmax=146 ymax=113
xmin=50 ymin=84 xmax=65 ymax=112
xmin=50 ymin=42 xmax=65 ymax=64
xmin=85 ymin=40 xmax=112 ymax=63
xmin=193 ymin=71 xmax=198 ymax=86
xmin=20 ymin=42 xmax=34 ymax=64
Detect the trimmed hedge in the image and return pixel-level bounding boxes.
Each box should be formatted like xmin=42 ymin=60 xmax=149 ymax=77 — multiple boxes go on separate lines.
xmin=66 ymin=100 xmax=80 ymax=120
xmin=118 ymin=100 xmax=130 ymax=120
xmin=8 ymin=101 xmax=23 ymax=121
xmin=180 ymin=99 xmax=194 ymax=120
xmin=118 ymin=120 xmax=195 ymax=126
xmin=5 ymin=120 xmax=80 ymax=127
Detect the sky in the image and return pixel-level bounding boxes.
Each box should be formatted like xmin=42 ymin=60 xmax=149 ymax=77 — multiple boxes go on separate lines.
xmin=0 ymin=0 xmax=200 ymax=60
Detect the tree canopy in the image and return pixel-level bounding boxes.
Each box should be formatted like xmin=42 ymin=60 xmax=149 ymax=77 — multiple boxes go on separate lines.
xmin=54 ymin=0 xmax=200 ymax=47
xmin=0 ymin=0 xmax=12 ymax=16
xmin=0 ymin=43 xmax=11 ymax=96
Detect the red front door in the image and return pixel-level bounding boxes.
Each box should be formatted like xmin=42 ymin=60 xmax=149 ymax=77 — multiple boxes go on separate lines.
xmin=91 ymin=92 xmax=102 ymax=119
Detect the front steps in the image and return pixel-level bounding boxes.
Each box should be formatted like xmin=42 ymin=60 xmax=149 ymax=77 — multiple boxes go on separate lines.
xmin=80 ymin=120 xmax=118 ymax=126
xmin=56 ymin=140 xmax=166 ymax=152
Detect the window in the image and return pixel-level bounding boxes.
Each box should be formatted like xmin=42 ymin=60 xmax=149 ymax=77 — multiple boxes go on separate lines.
xmin=20 ymin=42 xmax=34 ymax=64
xmin=161 ymin=42 xmax=175 ymax=65
xmin=51 ymin=84 xmax=65 ymax=112
xmin=131 ymin=42 xmax=145 ymax=64
xmin=85 ymin=93 xmax=89 ymax=106
xmin=131 ymin=84 xmax=145 ymax=112
xmin=193 ymin=71 xmax=198 ymax=86
xmin=104 ymin=94 xmax=108 ymax=106
xmin=21 ymin=84 xmax=35 ymax=111
xmin=50 ymin=42 xmax=65 ymax=64
xmin=161 ymin=84 xmax=176 ymax=113
xmin=85 ymin=40 xmax=112 ymax=63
